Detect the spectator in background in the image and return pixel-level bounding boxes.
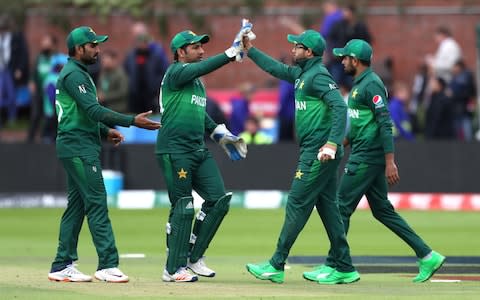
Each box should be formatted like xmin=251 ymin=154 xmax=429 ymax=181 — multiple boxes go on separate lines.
xmin=41 ymin=53 xmax=67 ymax=143
xmin=124 ymin=21 xmax=169 ymax=113
xmin=450 ymin=59 xmax=476 ymax=141
xmin=426 ymin=26 xmax=462 ymax=83
xmin=277 ymin=78 xmax=295 ymax=141
xmin=206 ymin=96 xmax=227 ymax=125
xmin=389 ymin=81 xmax=415 ymax=141
xmin=27 ymin=33 xmax=59 ymax=142
xmin=328 ymin=4 xmax=372 ymax=87
xmin=240 ymin=116 xmax=273 ymax=145
xmin=0 ymin=14 xmax=29 ymax=125
xmin=229 ymin=81 xmax=254 ymax=135
xmin=375 ymin=56 xmax=394 ymax=97
xmin=277 ymin=55 xmax=295 ymax=141
xmin=320 ymin=0 xmax=344 ymax=64
xmin=98 ymin=49 xmax=129 ymax=113
xmin=425 ymin=77 xmax=455 ymax=139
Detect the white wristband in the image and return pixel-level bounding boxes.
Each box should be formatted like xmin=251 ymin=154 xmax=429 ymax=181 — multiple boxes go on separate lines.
xmin=317 ymin=147 xmax=336 ymax=160
xmin=225 ymin=47 xmax=237 ymax=58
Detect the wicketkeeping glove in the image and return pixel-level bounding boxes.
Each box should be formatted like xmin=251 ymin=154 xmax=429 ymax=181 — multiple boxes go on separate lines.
xmin=210 ymin=124 xmax=248 ymax=161
xmin=224 ymin=18 xmax=256 ymax=62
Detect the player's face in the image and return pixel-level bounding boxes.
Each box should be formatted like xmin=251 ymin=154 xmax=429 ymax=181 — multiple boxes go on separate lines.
xmin=342 ymin=56 xmax=357 ymax=76
xmin=182 ymin=43 xmax=205 ymax=63
xmin=79 ymin=43 xmax=100 ymax=65
xmin=291 ymin=43 xmax=310 ymax=63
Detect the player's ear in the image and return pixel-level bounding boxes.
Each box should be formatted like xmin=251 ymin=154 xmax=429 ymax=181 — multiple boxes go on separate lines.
xmin=178 ymin=47 xmax=187 ymax=58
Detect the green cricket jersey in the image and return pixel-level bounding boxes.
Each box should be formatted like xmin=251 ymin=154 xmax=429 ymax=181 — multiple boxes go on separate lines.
xmin=346 ymin=68 xmax=394 ymax=164
xmin=247 ymin=47 xmax=347 ymax=155
xmin=55 ymin=58 xmax=134 ymax=158
xmin=156 ymin=53 xmax=231 ymax=154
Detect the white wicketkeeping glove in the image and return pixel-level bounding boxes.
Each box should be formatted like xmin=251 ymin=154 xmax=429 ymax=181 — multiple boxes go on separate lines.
xmin=210 ymin=124 xmax=248 ymax=161
xmin=224 ymin=18 xmax=256 ymax=62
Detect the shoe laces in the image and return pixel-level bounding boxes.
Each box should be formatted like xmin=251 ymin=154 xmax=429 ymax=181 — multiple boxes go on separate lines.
xmin=195 ymin=257 xmax=207 ymax=268
xmin=102 ymin=267 xmax=124 ymax=276
xmin=64 ymin=264 xmax=83 ymax=275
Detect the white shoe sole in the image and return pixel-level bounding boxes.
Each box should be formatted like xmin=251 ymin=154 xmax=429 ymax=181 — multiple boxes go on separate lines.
xmin=48 ymin=275 xmax=92 ymax=282
xmin=187 ymin=267 xmax=215 ymax=278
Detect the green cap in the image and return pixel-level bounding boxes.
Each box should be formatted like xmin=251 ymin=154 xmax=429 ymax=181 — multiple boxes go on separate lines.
xmin=287 ymin=29 xmax=325 ymax=56
xmin=170 ymin=30 xmax=210 ymax=53
xmin=66 ymin=26 xmax=108 ymax=50
xmin=333 ymin=39 xmax=373 ymax=62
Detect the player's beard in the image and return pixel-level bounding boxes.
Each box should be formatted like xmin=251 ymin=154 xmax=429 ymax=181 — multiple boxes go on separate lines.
xmin=344 ymin=63 xmax=356 ymax=76
xmin=82 ymin=53 xmax=98 ymax=65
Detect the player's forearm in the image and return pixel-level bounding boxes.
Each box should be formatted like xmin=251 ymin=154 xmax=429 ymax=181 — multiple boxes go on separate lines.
xmin=247 ymin=47 xmax=294 ymax=82
xmin=324 ymin=91 xmax=348 ymax=146
xmin=204 ymin=113 xmax=217 ymax=134
xmin=173 ymin=53 xmax=230 ymax=87
xmin=84 ymin=103 xmax=134 ymax=127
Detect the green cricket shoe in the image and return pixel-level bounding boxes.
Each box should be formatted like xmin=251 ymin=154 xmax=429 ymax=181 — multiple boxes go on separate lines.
xmin=246 ymin=262 xmax=284 ymax=283
xmin=317 ymin=270 xmax=360 ymax=285
xmin=413 ymin=251 xmax=446 ymax=283
xmin=303 ymin=264 xmax=335 ymax=282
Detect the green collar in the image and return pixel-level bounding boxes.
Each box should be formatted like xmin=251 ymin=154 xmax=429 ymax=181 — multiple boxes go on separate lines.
xmin=353 ymin=67 xmax=372 ymax=84
xmin=296 ymin=56 xmax=323 ymax=70
xmin=69 ymin=57 xmax=89 ymax=71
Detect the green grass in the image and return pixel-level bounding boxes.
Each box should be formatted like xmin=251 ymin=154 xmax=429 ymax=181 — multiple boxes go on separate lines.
xmin=0 ymin=208 xmax=479 ymax=299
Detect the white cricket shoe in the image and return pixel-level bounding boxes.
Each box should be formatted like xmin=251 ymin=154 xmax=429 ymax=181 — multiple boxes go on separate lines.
xmin=162 ymin=267 xmax=198 ymax=282
xmin=48 ymin=264 xmax=92 ymax=282
xmin=187 ymin=257 xmax=216 ymax=277
xmin=94 ymin=267 xmax=129 ymax=283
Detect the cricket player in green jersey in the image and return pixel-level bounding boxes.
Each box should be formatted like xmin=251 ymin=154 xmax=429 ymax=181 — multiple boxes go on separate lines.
xmin=48 ymin=26 xmax=160 ymax=283
xmin=305 ymin=39 xmax=445 ymax=283
xmin=156 ymin=25 xmax=250 ymax=282
xmin=243 ymin=29 xmax=360 ymax=285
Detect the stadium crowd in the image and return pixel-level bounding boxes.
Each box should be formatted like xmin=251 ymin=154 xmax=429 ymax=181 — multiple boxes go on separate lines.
xmin=0 ymin=1 xmax=477 ymax=144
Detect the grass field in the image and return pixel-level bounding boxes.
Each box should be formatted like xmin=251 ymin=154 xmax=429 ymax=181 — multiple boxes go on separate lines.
xmin=1 ymin=208 xmax=479 ymax=299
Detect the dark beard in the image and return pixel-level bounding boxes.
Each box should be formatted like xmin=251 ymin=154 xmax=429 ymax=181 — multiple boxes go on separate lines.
xmin=345 ymin=67 xmax=356 ymax=76
xmin=82 ymin=55 xmax=97 ymax=65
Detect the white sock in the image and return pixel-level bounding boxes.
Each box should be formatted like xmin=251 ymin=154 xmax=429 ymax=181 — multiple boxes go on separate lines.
xmin=421 ymin=251 xmax=433 ymax=260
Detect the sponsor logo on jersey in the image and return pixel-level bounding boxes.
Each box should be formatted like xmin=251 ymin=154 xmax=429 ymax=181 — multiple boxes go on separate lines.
xmin=348 ymin=108 xmax=359 ymax=119
xmin=295 ymin=100 xmax=307 ymax=111
xmin=372 ymin=95 xmax=384 ymax=108
xmin=191 ymin=95 xmax=206 ymax=107
xmin=329 ymin=83 xmax=338 ymax=90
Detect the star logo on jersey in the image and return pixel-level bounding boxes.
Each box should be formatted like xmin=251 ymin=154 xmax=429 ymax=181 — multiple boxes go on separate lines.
xmin=372 ymin=95 xmax=384 ymax=108
xmin=178 ymin=168 xmax=188 ymax=179
xmin=351 ymin=88 xmax=358 ymax=98
xmin=295 ymin=169 xmax=304 ymax=179
xmin=299 ymin=80 xmax=305 ymax=89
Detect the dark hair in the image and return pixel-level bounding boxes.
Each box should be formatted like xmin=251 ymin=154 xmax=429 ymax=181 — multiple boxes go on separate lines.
xmin=359 ymin=59 xmax=371 ymax=67
xmin=173 ymin=45 xmax=188 ymax=62
xmin=68 ymin=47 xmax=75 ymax=57
xmin=436 ymin=26 xmax=451 ymax=37
xmin=436 ymin=76 xmax=447 ymax=89
xmin=454 ymin=59 xmax=465 ymax=69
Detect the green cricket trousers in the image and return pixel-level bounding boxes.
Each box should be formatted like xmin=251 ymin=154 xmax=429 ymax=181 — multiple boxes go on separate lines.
xmin=51 ymin=155 xmax=118 ymax=272
xmin=325 ymin=161 xmax=432 ymax=268
xmin=270 ymin=153 xmax=356 ymax=273
xmin=157 ymin=149 xmax=229 ymax=274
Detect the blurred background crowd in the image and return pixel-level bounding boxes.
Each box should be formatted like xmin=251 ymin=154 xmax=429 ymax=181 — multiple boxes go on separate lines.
xmin=0 ymin=0 xmax=478 ymax=145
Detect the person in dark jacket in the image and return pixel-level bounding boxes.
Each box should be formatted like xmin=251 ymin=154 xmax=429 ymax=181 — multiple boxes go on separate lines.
xmin=425 ymin=76 xmax=455 ymax=139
